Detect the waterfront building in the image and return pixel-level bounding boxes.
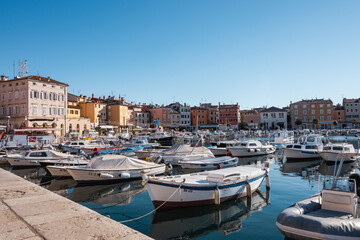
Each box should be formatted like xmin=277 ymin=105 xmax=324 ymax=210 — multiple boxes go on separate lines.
xmin=0 ymin=75 xmax=67 ymax=135
xmin=79 ymin=94 xmax=107 ymax=129
xmin=190 ymin=107 xmax=208 ymax=127
xmin=167 ymin=102 xmax=191 ymax=128
xmin=240 ymin=109 xmax=261 ymax=129
xmin=67 ymin=93 xmax=91 ymax=135
xmin=200 ymin=103 xmax=219 ymax=126
xmin=290 ymin=99 xmax=333 ymax=129
xmin=218 ymin=103 xmax=240 ymax=129
xmin=259 ymin=107 xmax=287 ymax=130
xmin=343 ymin=98 xmax=360 ymax=122
xmin=106 ymin=103 xmax=129 ymax=130
xmin=148 ymin=106 xmax=173 ymax=128
xmin=129 ymin=105 xmax=150 ymax=128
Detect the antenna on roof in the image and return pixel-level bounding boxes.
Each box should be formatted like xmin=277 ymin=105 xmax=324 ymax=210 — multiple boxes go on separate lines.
xmin=18 ymin=59 xmax=28 ymax=77
xmin=13 ymin=61 xmax=15 ymax=77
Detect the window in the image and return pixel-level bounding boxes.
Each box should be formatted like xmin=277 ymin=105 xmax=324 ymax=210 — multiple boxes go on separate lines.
xmin=32 ymin=104 xmax=38 ymax=114
xmin=327 ymin=109 xmax=331 ymax=114
xmin=1 ymin=107 xmax=5 ymax=115
xmin=294 ymin=105 xmax=298 ymax=109
xmin=22 ymin=91 xmax=26 ymax=99
xmin=311 ymin=105 xmax=315 ymax=108
xmin=14 ymin=106 xmax=19 ymax=114
xmin=320 ymin=116 xmax=324 ymax=120
xmin=320 ymin=104 xmax=323 ymax=107
xmin=303 ymin=110 xmax=307 ymax=114
xmin=327 ymin=104 xmax=330 ymax=107
xmin=21 ymin=105 xmax=25 ymax=113
xmin=294 ymin=110 xmax=298 ymax=115
xmin=42 ymin=105 xmax=47 ymax=115
xmin=8 ymin=92 xmax=12 ymax=99
xmin=311 ymin=110 xmax=315 ymax=114
xmin=8 ymin=107 xmax=12 ymax=114
xmin=320 ymin=109 xmax=324 ymax=114
xmin=327 ymin=116 xmax=331 ymax=120
xmin=303 ymin=104 xmax=306 ymax=108
xmin=14 ymin=91 xmax=18 ymax=99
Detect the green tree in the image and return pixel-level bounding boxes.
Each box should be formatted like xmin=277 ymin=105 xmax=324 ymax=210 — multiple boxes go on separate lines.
xmin=312 ymin=118 xmax=319 ymax=129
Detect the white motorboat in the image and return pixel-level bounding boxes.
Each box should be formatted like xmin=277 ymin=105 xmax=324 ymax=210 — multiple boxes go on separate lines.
xmin=277 ymin=159 xmax=360 ymax=240
xmin=67 ymin=155 xmax=166 ymax=183
xmin=158 ymin=144 xmax=214 ymax=165
xmin=178 ymin=156 xmax=238 ymax=170
xmin=281 ymin=134 xmax=323 ymax=160
xmin=269 ymin=131 xmax=294 ymax=149
xmin=208 ymin=140 xmax=240 ymax=156
xmin=124 ymin=136 xmax=160 ymax=148
xmin=149 ymin=190 xmax=269 ymax=239
xmin=61 ymin=140 xmax=110 ymax=154
xmin=144 ymin=164 xmax=269 ymax=210
xmin=227 ymin=140 xmax=276 ymax=157
xmin=5 ymin=150 xmax=82 ymax=167
xmin=319 ymin=142 xmax=360 ymax=162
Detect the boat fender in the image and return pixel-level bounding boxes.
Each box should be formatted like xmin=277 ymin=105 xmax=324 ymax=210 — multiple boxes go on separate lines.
xmin=119 ymin=172 xmax=131 ymax=178
xmin=99 ymin=173 xmax=114 ymax=179
xmin=217 ymin=164 xmax=221 ymax=169
xmin=141 ymin=175 xmax=149 ymax=186
xmin=214 ymin=187 xmax=221 ymax=205
xmin=248 ymin=149 xmax=251 ymax=152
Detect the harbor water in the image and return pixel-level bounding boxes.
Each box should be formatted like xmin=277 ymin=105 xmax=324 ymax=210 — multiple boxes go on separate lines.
xmin=3 ymin=149 xmax=359 ymax=240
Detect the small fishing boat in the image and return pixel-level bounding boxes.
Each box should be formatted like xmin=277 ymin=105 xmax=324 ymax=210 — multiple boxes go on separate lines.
xmin=208 ymin=140 xmax=240 ymax=156
xmin=227 ymin=140 xmax=275 ymax=157
xmin=67 ymin=155 xmax=166 ymax=183
xmin=178 ymin=156 xmax=238 ymax=170
xmin=144 ymin=164 xmax=269 ymax=210
xmin=319 ymin=142 xmax=360 ymax=162
xmin=276 ymin=157 xmax=360 ymax=240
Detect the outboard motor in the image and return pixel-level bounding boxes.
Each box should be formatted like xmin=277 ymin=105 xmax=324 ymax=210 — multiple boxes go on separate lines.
xmin=349 ymin=173 xmax=360 ymax=197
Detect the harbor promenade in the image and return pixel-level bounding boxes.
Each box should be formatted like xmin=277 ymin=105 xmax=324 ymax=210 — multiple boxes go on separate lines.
xmin=0 ymin=168 xmax=152 ymax=240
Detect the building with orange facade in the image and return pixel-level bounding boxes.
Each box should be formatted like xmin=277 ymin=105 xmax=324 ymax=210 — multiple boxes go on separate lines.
xmin=240 ymin=109 xmax=261 ymax=129
xmin=290 ymin=99 xmax=333 ymax=129
xmin=190 ymin=107 xmax=208 ymax=127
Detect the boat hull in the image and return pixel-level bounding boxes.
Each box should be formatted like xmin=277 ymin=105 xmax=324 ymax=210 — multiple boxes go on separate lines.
xmin=208 ymin=147 xmax=228 ymax=156
xmin=228 ymin=147 xmax=275 ymax=157
xmin=283 ymin=148 xmax=321 ymax=160
xmin=67 ymin=165 xmax=166 ymax=183
xmin=146 ymin=172 xmax=266 ymax=210
xmin=5 ymin=157 xmax=41 ymax=167
xmin=319 ymin=152 xmax=358 ymax=162
xmin=46 ymin=166 xmax=72 ymax=177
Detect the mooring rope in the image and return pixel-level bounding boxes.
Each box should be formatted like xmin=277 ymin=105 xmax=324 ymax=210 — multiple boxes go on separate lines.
xmin=119 ymin=179 xmax=185 ymax=223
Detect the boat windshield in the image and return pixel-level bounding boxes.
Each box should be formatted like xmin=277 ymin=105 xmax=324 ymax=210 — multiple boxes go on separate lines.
xmin=321 ymin=177 xmax=357 ymax=195
xmin=323 ymin=146 xmax=331 ymax=151
xmin=22 ymin=151 xmax=30 ymax=156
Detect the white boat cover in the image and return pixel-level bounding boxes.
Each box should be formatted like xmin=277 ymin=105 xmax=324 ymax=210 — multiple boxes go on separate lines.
xmin=89 ymin=154 xmax=161 ymax=170
xmin=49 ymin=150 xmax=71 ymax=158
xmin=161 ymin=143 xmax=214 ymax=156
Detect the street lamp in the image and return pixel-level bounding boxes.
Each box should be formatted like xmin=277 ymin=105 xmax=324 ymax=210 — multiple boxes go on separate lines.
xmin=6 ymin=116 xmax=10 ymax=132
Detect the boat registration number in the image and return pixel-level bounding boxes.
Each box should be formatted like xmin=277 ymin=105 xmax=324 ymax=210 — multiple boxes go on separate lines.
xmin=183 ymin=189 xmax=193 ymax=193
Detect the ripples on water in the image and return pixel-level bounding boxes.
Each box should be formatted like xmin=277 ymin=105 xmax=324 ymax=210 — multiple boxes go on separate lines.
xmin=3 ymin=146 xmax=360 ymax=240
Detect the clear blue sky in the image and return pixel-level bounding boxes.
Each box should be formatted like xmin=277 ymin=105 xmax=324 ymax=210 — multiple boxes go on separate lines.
xmin=1 ymin=0 xmax=360 ymax=109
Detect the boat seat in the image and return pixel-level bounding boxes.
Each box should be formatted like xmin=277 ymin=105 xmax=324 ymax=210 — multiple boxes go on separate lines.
xmin=321 ymin=189 xmax=357 ymax=216
xmin=306 ymin=209 xmax=353 ymax=219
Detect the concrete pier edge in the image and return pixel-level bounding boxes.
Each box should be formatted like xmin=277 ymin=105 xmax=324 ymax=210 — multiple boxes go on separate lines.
xmin=0 ymin=168 xmax=152 ymax=240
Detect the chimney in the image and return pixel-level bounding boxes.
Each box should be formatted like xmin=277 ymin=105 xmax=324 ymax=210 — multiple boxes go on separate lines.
xmin=1 ymin=75 xmax=8 ymax=81
xmin=92 ymin=93 xmax=94 ymax=98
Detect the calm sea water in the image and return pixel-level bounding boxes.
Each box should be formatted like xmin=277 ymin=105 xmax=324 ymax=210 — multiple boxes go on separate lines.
xmin=4 ymin=145 xmax=360 ymax=239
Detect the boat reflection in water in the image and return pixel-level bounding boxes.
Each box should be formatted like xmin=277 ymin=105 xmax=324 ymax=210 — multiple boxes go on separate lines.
xmin=149 ymin=190 xmax=269 ymax=239
xmin=318 ymin=160 xmax=358 ymax=177
xmin=68 ymin=180 xmax=145 ymax=206
xmin=280 ymin=158 xmax=321 ymax=175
